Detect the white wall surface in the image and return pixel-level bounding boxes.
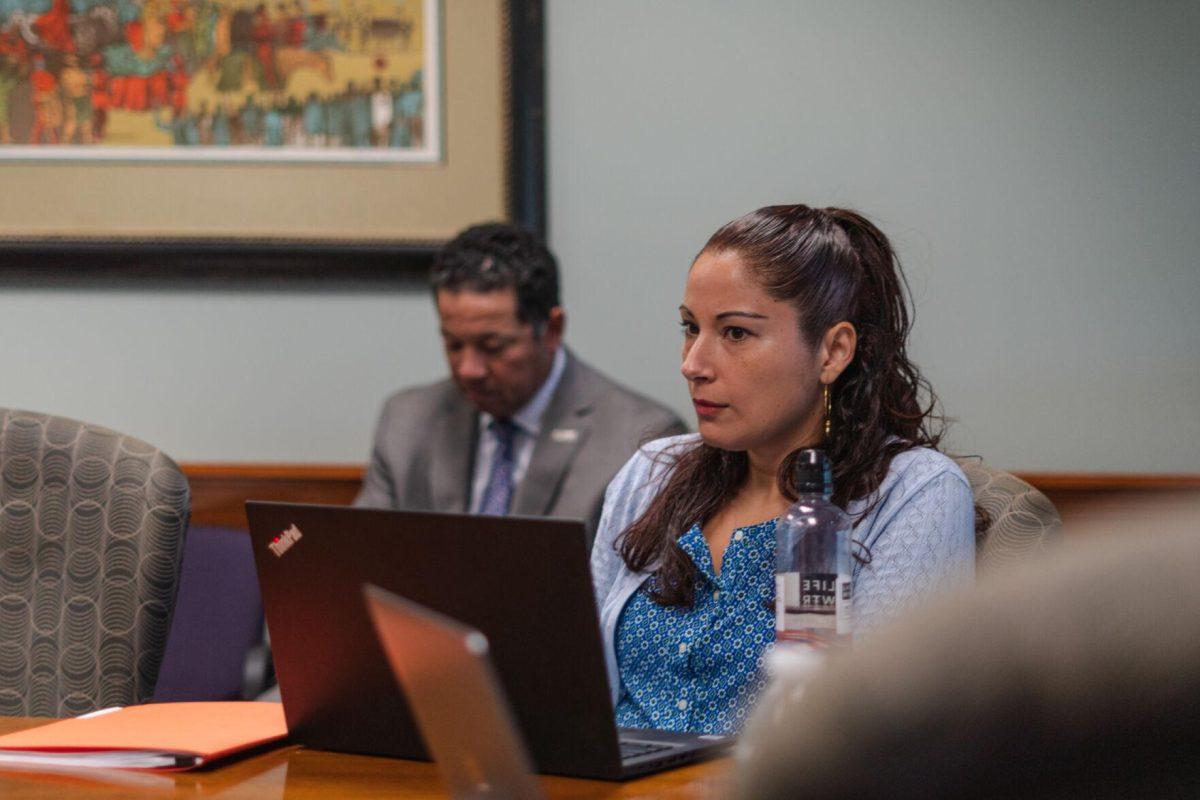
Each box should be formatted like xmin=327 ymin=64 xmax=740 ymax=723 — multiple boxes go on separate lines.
xmin=0 ymin=287 xmax=444 ymax=461
xmin=548 ymin=0 xmax=1200 ymax=473
xmin=2 ymin=1 xmax=1197 ymax=472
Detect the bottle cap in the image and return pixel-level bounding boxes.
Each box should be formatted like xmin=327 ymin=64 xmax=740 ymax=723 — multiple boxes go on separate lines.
xmin=794 ymin=448 xmax=832 ymax=495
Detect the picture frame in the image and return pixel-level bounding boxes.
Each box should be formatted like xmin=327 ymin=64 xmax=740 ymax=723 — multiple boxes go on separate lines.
xmin=0 ymin=0 xmax=545 ymax=281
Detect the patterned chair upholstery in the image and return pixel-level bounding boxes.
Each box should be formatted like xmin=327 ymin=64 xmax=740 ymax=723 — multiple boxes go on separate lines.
xmin=954 ymin=457 xmax=1061 ymax=574
xmin=0 ymin=409 xmax=190 ymax=717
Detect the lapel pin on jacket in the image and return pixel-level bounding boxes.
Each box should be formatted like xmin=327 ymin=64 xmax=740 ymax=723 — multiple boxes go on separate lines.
xmin=550 ymin=428 xmax=579 ymax=444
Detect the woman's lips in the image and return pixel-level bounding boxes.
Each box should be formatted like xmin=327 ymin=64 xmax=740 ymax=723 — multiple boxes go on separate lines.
xmin=692 ymin=399 xmax=728 ymax=419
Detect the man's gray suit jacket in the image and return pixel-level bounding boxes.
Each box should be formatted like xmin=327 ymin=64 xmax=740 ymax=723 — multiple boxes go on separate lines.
xmin=354 ymin=352 xmax=687 ymax=542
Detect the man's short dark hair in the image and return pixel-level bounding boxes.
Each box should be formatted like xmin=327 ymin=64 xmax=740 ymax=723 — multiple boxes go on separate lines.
xmin=430 ymin=223 xmax=561 ymax=330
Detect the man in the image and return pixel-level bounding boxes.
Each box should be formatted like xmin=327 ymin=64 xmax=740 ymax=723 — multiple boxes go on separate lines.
xmin=354 ymin=223 xmax=686 ymax=540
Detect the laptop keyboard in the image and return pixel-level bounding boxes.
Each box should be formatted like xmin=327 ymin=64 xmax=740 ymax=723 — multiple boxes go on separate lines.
xmin=618 ymin=739 xmax=675 ymax=760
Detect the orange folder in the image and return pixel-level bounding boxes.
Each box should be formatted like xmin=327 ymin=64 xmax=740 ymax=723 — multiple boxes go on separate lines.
xmin=0 ymin=702 xmax=288 ymax=771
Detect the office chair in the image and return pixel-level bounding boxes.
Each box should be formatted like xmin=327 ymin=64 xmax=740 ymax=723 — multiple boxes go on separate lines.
xmin=954 ymin=457 xmax=1062 ymax=573
xmin=152 ymin=525 xmax=265 ymax=702
xmin=0 ymin=409 xmax=190 ymax=717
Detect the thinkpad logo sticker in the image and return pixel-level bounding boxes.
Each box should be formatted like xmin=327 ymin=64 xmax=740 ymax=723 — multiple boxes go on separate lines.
xmin=268 ymin=524 xmax=303 ymax=558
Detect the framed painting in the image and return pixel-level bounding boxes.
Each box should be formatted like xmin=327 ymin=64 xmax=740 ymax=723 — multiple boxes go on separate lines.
xmin=0 ymin=0 xmax=544 ymax=278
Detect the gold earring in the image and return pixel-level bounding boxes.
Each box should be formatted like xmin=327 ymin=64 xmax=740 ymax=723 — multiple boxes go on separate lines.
xmin=823 ymin=384 xmax=832 ymax=440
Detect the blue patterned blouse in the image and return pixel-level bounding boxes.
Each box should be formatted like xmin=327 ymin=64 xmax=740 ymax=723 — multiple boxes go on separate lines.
xmin=614 ymin=519 xmax=776 ymax=735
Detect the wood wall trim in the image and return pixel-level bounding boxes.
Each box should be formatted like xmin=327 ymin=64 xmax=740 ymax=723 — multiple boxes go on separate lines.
xmin=183 ymin=463 xmax=366 ymax=481
xmin=179 ymin=463 xmax=1200 ymax=530
xmin=1013 ymin=473 xmax=1200 ymax=492
xmin=182 ymin=463 xmax=365 ymax=530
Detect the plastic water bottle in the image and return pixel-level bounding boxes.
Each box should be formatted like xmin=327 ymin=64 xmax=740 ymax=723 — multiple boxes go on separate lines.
xmin=775 ymin=448 xmax=853 ymax=649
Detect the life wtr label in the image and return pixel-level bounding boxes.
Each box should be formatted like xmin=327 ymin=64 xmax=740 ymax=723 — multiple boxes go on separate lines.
xmin=776 ymin=572 xmax=852 ymax=639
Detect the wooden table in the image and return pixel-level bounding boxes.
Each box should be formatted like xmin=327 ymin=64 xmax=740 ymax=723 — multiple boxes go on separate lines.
xmin=0 ymin=717 xmax=733 ymax=799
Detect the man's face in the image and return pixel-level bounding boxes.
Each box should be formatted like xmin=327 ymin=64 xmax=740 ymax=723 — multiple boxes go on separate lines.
xmin=436 ymin=287 xmax=563 ymax=419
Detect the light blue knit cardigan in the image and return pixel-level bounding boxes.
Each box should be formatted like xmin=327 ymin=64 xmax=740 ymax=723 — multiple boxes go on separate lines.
xmin=589 ymin=434 xmax=976 ymax=706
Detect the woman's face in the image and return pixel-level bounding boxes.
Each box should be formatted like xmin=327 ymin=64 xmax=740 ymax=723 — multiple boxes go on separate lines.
xmin=680 ymin=249 xmax=824 ymax=457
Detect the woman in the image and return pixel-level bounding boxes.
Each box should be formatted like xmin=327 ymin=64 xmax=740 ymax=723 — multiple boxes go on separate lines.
xmin=591 ymin=205 xmax=976 ymax=735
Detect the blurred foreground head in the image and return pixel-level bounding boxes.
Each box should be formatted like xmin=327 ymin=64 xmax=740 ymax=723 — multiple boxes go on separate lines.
xmin=737 ymin=493 xmax=1200 ymax=800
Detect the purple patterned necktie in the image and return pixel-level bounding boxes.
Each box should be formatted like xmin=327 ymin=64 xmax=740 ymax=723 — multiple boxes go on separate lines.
xmin=478 ymin=419 xmax=517 ymax=516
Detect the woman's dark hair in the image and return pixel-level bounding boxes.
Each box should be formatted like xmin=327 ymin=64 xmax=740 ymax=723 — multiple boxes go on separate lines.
xmin=618 ymin=204 xmax=953 ymax=607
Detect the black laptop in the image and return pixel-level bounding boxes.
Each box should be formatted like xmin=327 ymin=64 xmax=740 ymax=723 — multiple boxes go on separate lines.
xmin=245 ymin=502 xmax=732 ymax=780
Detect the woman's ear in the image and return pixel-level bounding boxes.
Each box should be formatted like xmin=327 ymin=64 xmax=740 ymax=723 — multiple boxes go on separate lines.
xmin=819 ymin=321 xmax=857 ymax=384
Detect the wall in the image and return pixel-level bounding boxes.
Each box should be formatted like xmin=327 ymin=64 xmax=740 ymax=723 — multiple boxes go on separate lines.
xmin=547 ymin=0 xmax=1199 ymax=473
xmin=2 ymin=1 xmax=1197 ymax=472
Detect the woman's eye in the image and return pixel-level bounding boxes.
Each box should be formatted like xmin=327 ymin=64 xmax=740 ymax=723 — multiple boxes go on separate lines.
xmin=679 ymin=321 xmax=698 ymax=336
xmin=725 ymin=326 xmax=749 ymax=341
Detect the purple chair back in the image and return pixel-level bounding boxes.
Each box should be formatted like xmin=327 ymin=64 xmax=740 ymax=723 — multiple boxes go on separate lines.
xmin=152 ymin=526 xmax=264 ymax=702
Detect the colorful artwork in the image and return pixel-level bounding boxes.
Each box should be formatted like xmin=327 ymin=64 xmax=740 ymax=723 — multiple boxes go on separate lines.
xmin=0 ymin=0 xmax=437 ymax=160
